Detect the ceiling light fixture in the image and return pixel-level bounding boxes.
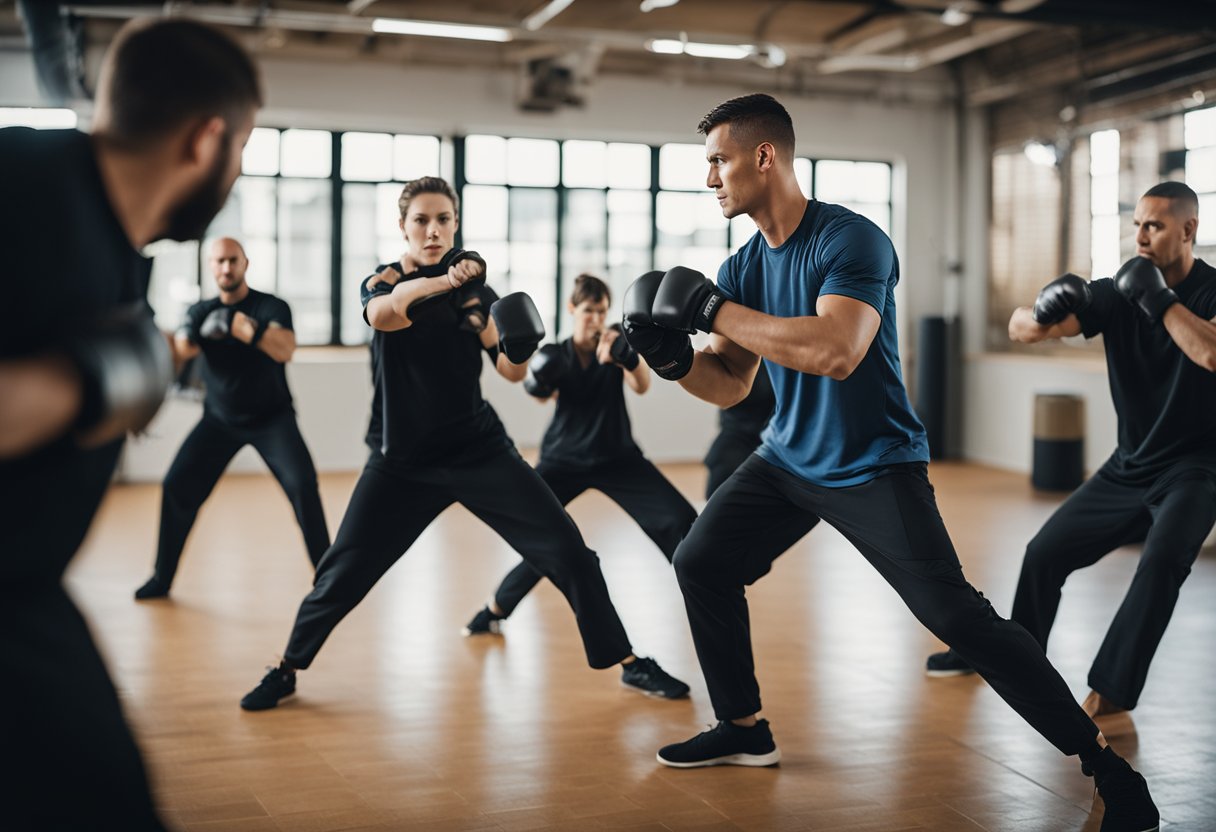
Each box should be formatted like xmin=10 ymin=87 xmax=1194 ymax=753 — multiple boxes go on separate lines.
xmin=646 ymin=38 xmax=753 ymax=60
xmin=640 ymin=0 xmax=681 ymax=12
xmin=940 ymin=3 xmax=972 ymax=26
xmin=1023 ymin=140 xmax=1058 ymax=167
xmin=372 ymin=18 xmax=513 ymax=42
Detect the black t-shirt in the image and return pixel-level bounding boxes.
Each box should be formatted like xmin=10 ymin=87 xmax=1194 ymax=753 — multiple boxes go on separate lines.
xmin=719 ymin=364 xmax=775 ymax=439
xmin=360 ymin=264 xmax=510 ymax=465
xmin=1077 ymin=258 xmax=1216 ymax=485
xmin=539 ymin=338 xmax=642 ymax=469
xmin=0 ymin=128 xmax=153 ymax=584
xmin=183 ymin=290 xmax=295 ymax=428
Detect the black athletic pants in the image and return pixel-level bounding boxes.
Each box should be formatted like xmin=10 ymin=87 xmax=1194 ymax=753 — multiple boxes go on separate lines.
xmin=1011 ymin=466 xmax=1216 ymax=709
xmin=704 ymin=430 xmax=762 ymax=499
xmin=491 ymin=456 xmax=698 ymax=616
xmin=150 ymin=410 xmax=330 ymax=587
xmin=676 ymin=455 xmax=1099 ymax=755
xmin=283 ymin=446 xmax=633 ymax=669
xmin=4 ymin=586 xmax=165 ymax=830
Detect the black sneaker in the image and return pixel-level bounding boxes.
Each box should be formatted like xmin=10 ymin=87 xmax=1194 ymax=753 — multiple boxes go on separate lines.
xmin=621 ymin=656 xmax=690 ymax=699
xmin=134 ymin=576 xmax=170 ymax=600
xmin=240 ymin=665 xmax=297 ymax=711
xmin=926 ymin=649 xmax=976 ymax=677
xmin=657 ymin=719 xmax=781 ymax=768
xmin=461 ymin=606 xmax=504 ymax=636
xmin=1083 ymin=747 xmax=1160 ymax=832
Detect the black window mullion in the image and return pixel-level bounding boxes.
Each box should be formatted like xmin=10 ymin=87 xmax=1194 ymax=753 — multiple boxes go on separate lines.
xmin=649 ymin=146 xmax=660 ymax=271
xmin=330 ymin=131 xmax=342 ymax=345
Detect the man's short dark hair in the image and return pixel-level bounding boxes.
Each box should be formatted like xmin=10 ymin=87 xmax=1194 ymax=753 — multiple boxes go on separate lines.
xmin=97 ymin=19 xmax=262 ymax=148
xmin=697 ymin=93 xmax=796 ymax=156
xmin=1142 ymin=181 xmax=1199 ymax=215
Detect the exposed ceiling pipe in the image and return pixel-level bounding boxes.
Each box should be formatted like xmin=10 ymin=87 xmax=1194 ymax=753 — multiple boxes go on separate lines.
xmin=522 ymin=0 xmax=577 ymax=32
xmin=818 ymin=20 xmax=1035 ymax=74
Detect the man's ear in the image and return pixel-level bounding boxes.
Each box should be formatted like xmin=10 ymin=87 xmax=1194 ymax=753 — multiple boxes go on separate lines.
xmin=1184 ymin=216 xmax=1198 ymax=244
xmin=757 ymin=141 xmax=776 ymax=172
xmin=183 ymin=116 xmax=226 ymax=169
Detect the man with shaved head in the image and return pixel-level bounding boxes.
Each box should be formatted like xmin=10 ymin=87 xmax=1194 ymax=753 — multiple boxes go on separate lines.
xmin=929 ymin=181 xmax=1216 ymax=724
xmin=135 ymin=236 xmax=330 ymax=599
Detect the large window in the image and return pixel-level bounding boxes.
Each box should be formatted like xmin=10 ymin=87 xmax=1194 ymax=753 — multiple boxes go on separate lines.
xmin=142 ymin=127 xmax=893 ymax=346
xmin=1089 ymin=129 xmax=1121 ymax=280
xmin=1186 ymin=107 xmax=1216 ymax=252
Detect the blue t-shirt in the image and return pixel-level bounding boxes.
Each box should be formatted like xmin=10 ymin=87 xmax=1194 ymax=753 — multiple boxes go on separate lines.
xmin=716 ymin=200 xmax=928 ymax=487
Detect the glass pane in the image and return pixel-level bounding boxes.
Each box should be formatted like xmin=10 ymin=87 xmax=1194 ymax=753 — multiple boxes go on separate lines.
xmin=794 ymin=158 xmax=812 ymax=198
xmin=277 ymin=179 xmax=332 ymax=344
xmin=0 ymin=107 xmax=77 ymax=128
xmin=341 ymin=183 xmax=409 ymax=344
xmin=1091 ymin=171 xmax=1119 ymax=215
xmin=507 ymin=138 xmax=559 ymax=187
xmin=205 ymin=177 xmax=277 ymax=247
xmin=1199 ymin=194 xmax=1216 ymax=245
xmin=562 ymin=189 xmax=607 ymax=277
xmin=1089 ymin=129 xmax=1120 ymax=175
xmin=280 ymin=129 xmax=332 ymax=178
xmin=462 ymin=185 xmax=509 ymax=240
xmin=242 ymin=127 xmax=280 ymax=176
xmin=607 ymin=143 xmax=651 ymax=189
xmin=1185 ymin=106 xmax=1216 ymax=150
xmin=1091 ymin=214 xmax=1121 ymax=279
xmin=659 ymin=143 xmax=708 ymax=190
xmin=465 ymin=134 xmax=506 ymax=185
xmin=341 ymin=132 xmax=392 ymax=181
xmin=1186 ymin=145 xmax=1216 ymax=194
xmin=608 ymin=189 xmax=652 ymax=253
xmin=853 ymin=162 xmax=892 ymax=203
xmin=510 ymin=242 xmax=558 ymax=333
xmin=656 ymin=191 xmax=727 ymax=275
xmin=563 ymin=140 xmax=607 ymax=188
xmin=815 ymin=160 xmax=856 ymax=202
xmin=509 ymin=188 xmax=557 ymax=243
xmin=394 ymin=134 xmax=441 ymax=181
xmin=145 ymin=240 xmax=199 ymax=332
xmin=439 ymin=138 xmax=455 ymax=183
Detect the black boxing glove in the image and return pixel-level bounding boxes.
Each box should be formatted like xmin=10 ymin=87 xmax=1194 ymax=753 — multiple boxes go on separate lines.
xmin=1114 ymin=256 xmax=1177 ymax=324
xmin=490 ymin=292 xmax=546 ymax=364
xmin=523 ymin=343 xmax=567 ymax=398
xmin=622 ymin=271 xmax=693 ymax=381
xmin=69 ymin=303 xmax=175 ymax=444
xmin=199 ymin=306 xmax=233 ymax=339
xmin=1031 ymin=274 xmax=1092 ymax=325
xmin=607 ymin=323 xmax=639 ymax=371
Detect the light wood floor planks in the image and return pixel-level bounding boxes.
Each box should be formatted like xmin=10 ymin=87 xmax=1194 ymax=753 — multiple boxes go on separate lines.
xmin=62 ymin=461 xmax=1216 ymax=831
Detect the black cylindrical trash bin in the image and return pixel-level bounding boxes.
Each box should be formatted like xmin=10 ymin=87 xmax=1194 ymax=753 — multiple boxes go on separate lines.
xmin=1032 ymin=394 xmax=1084 ymax=491
xmin=916 ymin=316 xmax=948 ymax=459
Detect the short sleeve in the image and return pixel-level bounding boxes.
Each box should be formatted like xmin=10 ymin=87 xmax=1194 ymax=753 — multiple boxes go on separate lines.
xmin=816 ymin=218 xmax=894 ymax=316
xmin=716 ymin=256 xmax=739 ymax=302
xmin=360 ymin=264 xmax=396 ymax=324
xmin=266 ymin=297 xmax=294 ymax=331
xmin=1075 ymin=277 xmax=1117 ymax=338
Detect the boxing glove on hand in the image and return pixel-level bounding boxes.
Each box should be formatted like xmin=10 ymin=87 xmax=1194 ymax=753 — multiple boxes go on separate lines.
xmin=490 ymin=292 xmax=546 ymax=364
xmin=622 ymin=271 xmax=693 ymax=381
xmin=1115 ymin=256 xmax=1177 ymax=323
xmin=1031 ymin=274 xmax=1091 ymax=325
xmin=200 ymin=307 xmax=234 ymax=339
xmin=606 ymin=324 xmax=639 ymax=370
xmin=70 ymin=303 xmax=175 ymax=445
xmin=523 ymin=343 xmax=566 ymax=398
xmin=651 ymin=266 xmax=726 ymax=334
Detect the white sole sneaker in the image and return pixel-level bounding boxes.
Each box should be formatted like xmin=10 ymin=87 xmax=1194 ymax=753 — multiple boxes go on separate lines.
xmin=656 ymin=748 xmax=782 ymax=768
xmin=925 ymin=666 xmax=976 ymax=678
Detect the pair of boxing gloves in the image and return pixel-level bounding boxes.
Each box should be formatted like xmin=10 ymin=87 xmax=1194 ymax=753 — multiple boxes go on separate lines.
xmin=1033 ymin=256 xmax=1178 ymax=326
xmin=523 ymin=325 xmax=640 ymax=398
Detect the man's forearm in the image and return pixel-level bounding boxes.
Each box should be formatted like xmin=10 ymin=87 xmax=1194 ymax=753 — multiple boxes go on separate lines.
xmin=678 ymin=350 xmax=751 ymax=407
xmin=0 ymin=356 xmax=82 ymax=458
xmin=712 ymin=302 xmax=848 ymax=379
xmin=1163 ymin=305 xmax=1216 ymax=372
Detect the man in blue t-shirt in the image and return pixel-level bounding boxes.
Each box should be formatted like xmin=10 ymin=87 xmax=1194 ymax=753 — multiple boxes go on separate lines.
xmin=621 ymin=93 xmax=1158 ymax=831
xmin=928 ymin=182 xmax=1216 ymax=723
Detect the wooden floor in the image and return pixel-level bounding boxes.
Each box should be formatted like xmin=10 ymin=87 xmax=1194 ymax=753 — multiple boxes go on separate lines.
xmin=68 ymin=461 xmax=1216 ymax=831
